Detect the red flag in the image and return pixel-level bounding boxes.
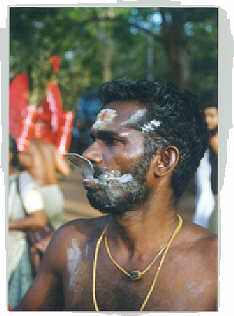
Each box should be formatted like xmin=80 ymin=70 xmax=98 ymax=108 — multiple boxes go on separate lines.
xmin=50 ymin=56 xmax=61 ymax=73
xmin=9 ymin=59 xmax=74 ymax=153
xmin=35 ymin=81 xmax=63 ymax=145
xmin=34 ymin=100 xmax=55 ymax=144
xmin=56 ymin=111 xmax=74 ymax=154
xmin=16 ymin=105 xmax=37 ymax=152
xmin=9 ymin=72 xmax=29 ymax=140
xmin=46 ymin=81 xmax=63 ymax=137
xmin=8 ymin=304 xmax=13 ymax=311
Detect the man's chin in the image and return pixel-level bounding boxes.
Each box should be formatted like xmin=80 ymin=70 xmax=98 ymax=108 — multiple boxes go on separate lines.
xmin=86 ymin=193 xmax=129 ymax=216
xmin=85 ymin=173 xmax=151 ymax=216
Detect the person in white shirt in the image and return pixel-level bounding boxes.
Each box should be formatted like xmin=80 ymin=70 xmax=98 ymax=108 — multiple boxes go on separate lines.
xmin=193 ymin=105 xmax=218 ymax=233
xmin=8 ymin=136 xmax=47 ymax=308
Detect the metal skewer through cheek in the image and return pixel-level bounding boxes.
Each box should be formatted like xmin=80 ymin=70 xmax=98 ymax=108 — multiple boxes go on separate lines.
xmin=64 ymin=153 xmax=94 ymax=179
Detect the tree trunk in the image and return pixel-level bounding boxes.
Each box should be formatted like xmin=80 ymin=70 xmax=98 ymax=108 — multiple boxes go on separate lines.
xmin=103 ymin=37 xmax=113 ymax=82
xmin=98 ymin=9 xmax=113 ymax=82
xmin=160 ymin=9 xmax=190 ymax=88
xmin=147 ymin=34 xmax=154 ymax=81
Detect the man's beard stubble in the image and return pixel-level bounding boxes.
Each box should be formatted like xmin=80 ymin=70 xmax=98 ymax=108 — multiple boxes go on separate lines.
xmin=85 ymin=154 xmax=152 ymax=216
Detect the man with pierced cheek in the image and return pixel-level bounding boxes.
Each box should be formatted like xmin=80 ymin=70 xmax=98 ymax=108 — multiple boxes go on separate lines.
xmin=16 ymin=79 xmax=217 ymax=312
xmin=83 ymin=107 xmax=153 ymax=216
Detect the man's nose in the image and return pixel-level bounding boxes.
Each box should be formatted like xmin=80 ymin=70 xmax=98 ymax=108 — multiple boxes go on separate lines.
xmin=83 ymin=142 xmax=103 ymax=164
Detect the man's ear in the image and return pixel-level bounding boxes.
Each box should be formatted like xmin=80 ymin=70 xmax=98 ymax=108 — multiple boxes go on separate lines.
xmin=153 ymin=146 xmax=179 ymax=177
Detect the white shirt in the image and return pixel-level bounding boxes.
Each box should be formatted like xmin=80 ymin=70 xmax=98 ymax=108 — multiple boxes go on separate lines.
xmin=7 ymin=171 xmax=44 ymax=280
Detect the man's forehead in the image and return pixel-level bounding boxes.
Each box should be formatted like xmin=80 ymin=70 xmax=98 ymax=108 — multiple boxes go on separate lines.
xmin=92 ymin=101 xmax=148 ymax=130
xmin=107 ymin=100 xmax=146 ymax=115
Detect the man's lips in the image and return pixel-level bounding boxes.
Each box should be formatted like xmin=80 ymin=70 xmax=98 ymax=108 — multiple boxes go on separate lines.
xmin=83 ymin=172 xmax=133 ymax=189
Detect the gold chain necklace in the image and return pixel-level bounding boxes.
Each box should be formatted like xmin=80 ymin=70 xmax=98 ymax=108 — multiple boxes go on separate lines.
xmin=92 ymin=214 xmax=183 ymax=311
xmin=105 ymin=232 xmax=166 ymax=281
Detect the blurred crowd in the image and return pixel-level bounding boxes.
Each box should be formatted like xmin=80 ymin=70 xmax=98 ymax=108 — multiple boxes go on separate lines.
xmin=8 ymin=136 xmax=71 ymax=308
xmin=7 ymin=90 xmax=101 ymax=308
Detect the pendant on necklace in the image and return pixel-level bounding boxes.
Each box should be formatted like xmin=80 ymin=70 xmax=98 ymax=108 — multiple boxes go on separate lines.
xmin=129 ymin=270 xmax=142 ymax=281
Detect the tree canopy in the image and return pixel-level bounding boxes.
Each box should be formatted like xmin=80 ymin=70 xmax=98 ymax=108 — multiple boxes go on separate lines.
xmin=10 ymin=7 xmax=218 ymax=111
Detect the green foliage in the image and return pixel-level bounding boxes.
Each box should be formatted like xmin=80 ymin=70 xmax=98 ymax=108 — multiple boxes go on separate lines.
xmin=10 ymin=7 xmax=218 ymax=111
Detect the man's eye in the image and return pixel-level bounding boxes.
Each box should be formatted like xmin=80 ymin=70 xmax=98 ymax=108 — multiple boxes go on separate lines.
xmin=104 ymin=137 xmax=119 ymax=146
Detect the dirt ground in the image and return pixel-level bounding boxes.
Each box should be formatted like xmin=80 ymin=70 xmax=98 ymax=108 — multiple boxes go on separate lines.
xmin=59 ymin=168 xmax=196 ymax=224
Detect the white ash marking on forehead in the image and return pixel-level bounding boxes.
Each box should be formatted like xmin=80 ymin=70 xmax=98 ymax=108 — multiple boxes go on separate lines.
xmin=119 ymin=132 xmax=131 ymax=137
xmin=141 ymin=120 xmax=161 ymax=133
xmin=120 ymin=109 xmax=147 ymax=126
xmin=92 ymin=109 xmax=117 ymax=129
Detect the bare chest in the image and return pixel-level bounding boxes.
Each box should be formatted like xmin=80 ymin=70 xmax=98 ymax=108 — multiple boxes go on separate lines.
xmin=62 ymin=251 xmax=216 ymax=311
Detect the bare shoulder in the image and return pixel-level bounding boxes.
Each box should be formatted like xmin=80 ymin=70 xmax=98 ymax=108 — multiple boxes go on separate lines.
xmin=183 ymin=222 xmax=217 ymax=257
xmin=176 ymin=222 xmax=217 ymax=270
xmin=44 ymin=216 xmax=109 ymax=270
xmin=158 ymin=222 xmax=218 ymax=310
xmin=55 ymin=215 xmax=109 ymax=241
xmin=173 ymin=222 xmax=218 ymax=294
xmin=17 ymin=216 xmax=109 ymax=311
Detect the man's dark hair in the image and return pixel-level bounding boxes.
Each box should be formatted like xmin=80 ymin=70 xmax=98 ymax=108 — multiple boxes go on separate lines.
xmin=200 ymin=89 xmax=218 ymax=110
xmin=98 ymin=79 xmax=209 ymax=199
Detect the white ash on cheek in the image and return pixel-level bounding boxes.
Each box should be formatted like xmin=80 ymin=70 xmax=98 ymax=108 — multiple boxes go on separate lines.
xmin=84 ymin=170 xmax=135 ymax=188
xmin=98 ymin=170 xmax=134 ymax=186
xmin=98 ymin=171 xmax=138 ymax=205
xmin=103 ymin=175 xmax=143 ymax=208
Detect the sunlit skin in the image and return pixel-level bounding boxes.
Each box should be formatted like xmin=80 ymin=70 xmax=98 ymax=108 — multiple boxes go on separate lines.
xmin=18 ymin=139 xmax=70 ymax=186
xmin=204 ymin=107 xmax=218 ymax=131
xmin=17 ymin=101 xmax=217 ymax=311
xmin=204 ymin=107 xmax=218 ymax=154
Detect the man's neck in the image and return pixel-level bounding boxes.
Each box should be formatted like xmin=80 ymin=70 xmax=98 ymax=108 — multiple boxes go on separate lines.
xmin=107 ymin=189 xmax=178 ymax=258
